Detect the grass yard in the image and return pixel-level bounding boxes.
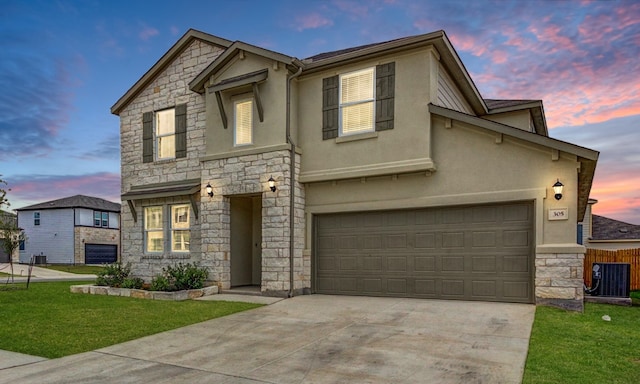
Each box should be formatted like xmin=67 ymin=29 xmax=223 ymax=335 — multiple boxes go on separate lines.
xmin=42 ymin=264 xmax=105 ymax=275
xmin=523 ymin=297 xmax=640 ymax=384
xmin=0 ymin=281 xmax=262 ymax=358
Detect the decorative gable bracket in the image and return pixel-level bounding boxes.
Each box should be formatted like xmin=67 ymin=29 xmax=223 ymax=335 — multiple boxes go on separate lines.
xmin=208 ymin=69 xmax=268 ymax=129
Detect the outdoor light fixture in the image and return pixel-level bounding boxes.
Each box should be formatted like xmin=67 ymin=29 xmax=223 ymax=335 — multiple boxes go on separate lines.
xmin=268 ymin=176 xmax=276 ymax=192
xmin=205 ymin=183 xmax=214 ymax=197
xmin=553 ymin=179 xmax=564 ymax=200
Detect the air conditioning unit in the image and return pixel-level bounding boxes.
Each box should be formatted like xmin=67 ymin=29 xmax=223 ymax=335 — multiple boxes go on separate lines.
xmin=590 ymin=262 xmax=631 ymax=297
xmin=33 ymin=255 xmax=47 ymax=265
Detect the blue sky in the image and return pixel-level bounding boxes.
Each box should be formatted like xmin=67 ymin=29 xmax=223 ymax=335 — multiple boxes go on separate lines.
xmin=1 ymin=0 xmax=639 ymax=224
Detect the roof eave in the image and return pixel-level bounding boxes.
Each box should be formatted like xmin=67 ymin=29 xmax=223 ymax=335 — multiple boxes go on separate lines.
xmin=429 ymin=104 xmax=599 ymax=222
xmin=111 ymin=29 xmax=232 ymax=115
xmin=189 ymin=41 xmax=300 ymax=94
xmin=303 ymin=30 xmax=487 ymax=115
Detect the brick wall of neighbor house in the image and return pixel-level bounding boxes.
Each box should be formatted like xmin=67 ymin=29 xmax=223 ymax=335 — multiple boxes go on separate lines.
xmin=535 ymin=248 xmax=585 ymax=311
xmin=201 ymin=151 xmax=307 ymax=295
xmin=119 ymin=40 xmax=224 ymax=276
xmin=74 ymin=227 xmax=120 ymax=264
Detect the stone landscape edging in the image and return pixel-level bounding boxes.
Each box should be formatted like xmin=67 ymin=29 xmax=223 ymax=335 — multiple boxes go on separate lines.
xmin=70 ymin=284 xmax=218 ymax=301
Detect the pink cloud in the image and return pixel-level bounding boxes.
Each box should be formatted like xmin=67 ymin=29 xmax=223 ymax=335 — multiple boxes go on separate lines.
xmin=295 ymin=12 xmax=333 ymax=31
xmin=333 ymin=0 xmax=369 ymax=18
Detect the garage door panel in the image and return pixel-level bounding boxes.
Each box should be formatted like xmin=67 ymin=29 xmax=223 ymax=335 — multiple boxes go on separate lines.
xmin=315 ymin=202 xmax=534 ymax=303
xmin=85 ymin=244 xmax=117 ymax=264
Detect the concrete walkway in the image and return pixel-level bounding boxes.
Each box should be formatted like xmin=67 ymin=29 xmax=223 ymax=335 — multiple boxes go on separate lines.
xmin=0 ymin=263 xmax=96 ymax=282
xmin=0 ymin=295 xmax=535 ymax=383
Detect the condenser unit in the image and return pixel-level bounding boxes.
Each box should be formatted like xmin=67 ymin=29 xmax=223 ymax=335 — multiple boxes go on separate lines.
xmin=590 ymin=262 xmax=631 ymax=297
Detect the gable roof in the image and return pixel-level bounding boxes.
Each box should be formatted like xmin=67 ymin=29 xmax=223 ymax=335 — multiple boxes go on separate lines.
xmin=189 ymin=41 xmax=302 ymax=94
xmin=484 ymin=99 xmax=548 ymax=136
xmin=16 ymin=195 xmax=121 ymax=213
xmin=111 ymin=29 xmax=232 ymax=115
xmin=591 ymin=215 xmax=640 ymax=240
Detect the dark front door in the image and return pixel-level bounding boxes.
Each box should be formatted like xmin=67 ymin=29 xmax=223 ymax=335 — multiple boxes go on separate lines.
xmin=230 ymin=196 xmax=262 ymax=287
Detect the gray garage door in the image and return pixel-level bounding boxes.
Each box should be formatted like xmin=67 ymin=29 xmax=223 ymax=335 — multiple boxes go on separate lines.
xmin=314 ymin=201 xmax=534 ymax=303
xmin=85 ymin=244 xmax=117 ymax=264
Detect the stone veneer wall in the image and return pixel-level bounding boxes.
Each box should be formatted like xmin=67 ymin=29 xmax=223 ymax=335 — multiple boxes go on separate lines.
xmin=202 ymin=150 xmax=307 ymax=296
xmin=74 ymin=227 xmax=120 ymax=264
xmin=535 ymin=244 xmax=585 ymax=311
xmin=119 ymin=39 xmax=224 ymax=276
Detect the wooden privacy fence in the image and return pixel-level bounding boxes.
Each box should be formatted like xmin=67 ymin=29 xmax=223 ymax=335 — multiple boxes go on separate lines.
xmin=583 ymin=248 xmax=640 ymax=291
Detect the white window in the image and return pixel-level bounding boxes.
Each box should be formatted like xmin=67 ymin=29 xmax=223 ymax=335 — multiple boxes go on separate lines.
xmin=234 ymin=99 xmax=253 ymax=146
xmin=156 ymin=108 xmax=175 ymax=159
xmin=144 ymin=206 xmax=163 ymax=252
xmin=171 ymin=205 xmax=190 ymax=252
xmin=34 ymin=212 xmax=40 ymax=226
xmin=340 ymin=67 xmax=375 ymax=135
xmin=94 ymin=211 xmax=109 ymax=227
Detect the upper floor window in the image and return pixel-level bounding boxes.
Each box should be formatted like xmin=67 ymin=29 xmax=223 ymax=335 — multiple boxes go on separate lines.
xmin=322 ymin=62 xmax=395 ymax=140
xmin=234 ymin=99 xmax=253 ymax=146
xmin=340 ymin=68 xmax=375 ymax=136
xmin=34 ymin=212 xmax=40 ymax=226
xmin=94 ymin=211 xmax=109 ymax=227
xmin=142 ymin=104 xmax=187 ymax=163
xmin=156 ymin=108 xmax=175 ymax=160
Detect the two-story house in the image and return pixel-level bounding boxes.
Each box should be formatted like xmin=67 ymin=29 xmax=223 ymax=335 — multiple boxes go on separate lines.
xmin=16 ymin=195 xmax=121 ymax=264
xmin=112 ymin=29 xmax=598 ymax=311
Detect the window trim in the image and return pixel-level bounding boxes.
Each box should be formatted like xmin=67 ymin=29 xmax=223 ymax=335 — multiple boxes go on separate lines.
xmin=234 ymin=98 xmax=254 ymax=146
xmin=144 ymin=206 xmax=164 ymax=253
xmin=34 ymin=212 xmax=40 ymax=226
xmin=170 ymin=204 xmax=191 ymax=253
xmin=94 ymin=211 xmax=110 ymax=228
xmin=155 ymin=107 xmax=176 ymax=161
xmin=143 ymin=204 xmax=192 ymax=254
xmin=339 ymin=67 xmax=376 ymax=137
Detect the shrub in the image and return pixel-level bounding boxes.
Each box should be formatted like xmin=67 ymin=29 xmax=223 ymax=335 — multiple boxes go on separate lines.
xmin=95 ymin=263 xmax=132 ymax=288
xmin=121 ymin=277 xmax=144 ymax=289
xmin=149 ymin=263 xmax=209 ymax=291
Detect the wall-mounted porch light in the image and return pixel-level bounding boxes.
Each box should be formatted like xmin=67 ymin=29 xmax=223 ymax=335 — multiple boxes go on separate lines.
xmin=553 ymin=179 xmax=564 ymax=200
xmin=205 ymin=183 xmax=214 ymax=197
xmin=268 ymin=176 xmax=277 ymax=192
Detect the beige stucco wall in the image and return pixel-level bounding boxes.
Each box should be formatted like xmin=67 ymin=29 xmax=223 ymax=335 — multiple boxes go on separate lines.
xmin=205 ymin=52 xmax=289 ymax=157
xmin=483 ymin=110 xmax=533 ymax=132
xmin=297 ymin=47 xmax=440 ymax=181
xmin=303 ymin=114 xmax=581 ymax=250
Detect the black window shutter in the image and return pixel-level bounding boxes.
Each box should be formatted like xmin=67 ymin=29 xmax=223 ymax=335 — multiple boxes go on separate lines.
xmin=175 ymin=104 xmax=187 ymax=158
xmin=375 ymin=62 xmax=395 ymax=131
xmin=322 ymin=75 xmax=339 ymax=140
xmin=142 ymin=111 xmax=154 ymax=163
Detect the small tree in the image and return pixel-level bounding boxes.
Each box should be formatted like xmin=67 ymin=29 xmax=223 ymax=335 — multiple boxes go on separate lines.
xmin=0 ymin=176 xmax=26 ymax=283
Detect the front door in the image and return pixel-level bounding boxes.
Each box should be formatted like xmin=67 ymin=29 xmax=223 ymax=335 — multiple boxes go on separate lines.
xmin=230 ymin=195 xmax=262 ymax=287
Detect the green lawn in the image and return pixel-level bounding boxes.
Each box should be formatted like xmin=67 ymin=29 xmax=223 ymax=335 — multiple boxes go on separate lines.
xmin=0 ymin=281 xmax=261 ymax=358
xmin=524 ymin=298 xmax=640 ymax=384
xmin=42 ymin=264 xmax=105 ymax=274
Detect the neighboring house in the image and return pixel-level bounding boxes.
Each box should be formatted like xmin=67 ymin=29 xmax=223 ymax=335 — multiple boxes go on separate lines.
xmin=16 ymin=195 xmax=121 ymax=264
xmin=580 ymin=199 xmax=640 ymax=250
xmin=0 ymin=210 xmax=18 ymax=263
xmin=112 ymin=29 xmax=598 ymax=311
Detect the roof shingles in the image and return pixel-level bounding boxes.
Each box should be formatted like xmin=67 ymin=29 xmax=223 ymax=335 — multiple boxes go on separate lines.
xmin=591 ymin=215 xmax=640 ymax=240
xmin=16 ymin=195 xmax=120 ymax=213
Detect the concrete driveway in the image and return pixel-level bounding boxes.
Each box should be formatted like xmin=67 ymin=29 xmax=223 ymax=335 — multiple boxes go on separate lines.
xmin=1 ymin=295 xmax=535 ymax=383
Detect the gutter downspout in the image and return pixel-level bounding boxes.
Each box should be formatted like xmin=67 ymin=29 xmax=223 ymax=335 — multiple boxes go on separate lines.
xmin=287 ymin=64 xmax=303 ymax=298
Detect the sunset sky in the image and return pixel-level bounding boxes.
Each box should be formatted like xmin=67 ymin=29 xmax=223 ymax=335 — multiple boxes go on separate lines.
xmin=1 ymin=0 xmax=639 ymax=224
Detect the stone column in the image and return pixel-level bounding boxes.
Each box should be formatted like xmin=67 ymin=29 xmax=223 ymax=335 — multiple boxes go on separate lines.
xmin=535 ymin=244 xmax=586 ymax=311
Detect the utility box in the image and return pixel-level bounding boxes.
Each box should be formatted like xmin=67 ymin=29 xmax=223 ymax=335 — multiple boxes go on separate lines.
xmin=591 ymin=262 xmax=631 ymax=297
